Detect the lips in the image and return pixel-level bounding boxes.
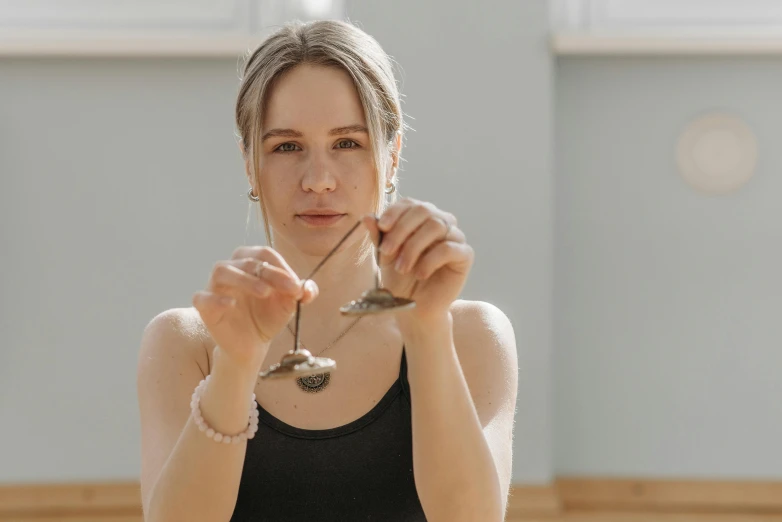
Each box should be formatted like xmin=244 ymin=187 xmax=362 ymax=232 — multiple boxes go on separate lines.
xmin=297 ymin=213 xmax=346 ymax=226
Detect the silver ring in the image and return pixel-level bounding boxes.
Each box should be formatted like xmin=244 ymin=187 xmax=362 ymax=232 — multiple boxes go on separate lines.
xmin=254 ymin=260 xmax=269 ymax=278
xmin=438 ymin=217 xmax=452 ymax=241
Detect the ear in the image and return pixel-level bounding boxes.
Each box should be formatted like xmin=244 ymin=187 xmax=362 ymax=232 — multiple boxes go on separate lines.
xmin=392 ymin=131 xmax=402 ymax=168
xmin=239 ymin=139 xmax=253 ymax=184
xmin=387 ymin=131 xmax=403 ymax=184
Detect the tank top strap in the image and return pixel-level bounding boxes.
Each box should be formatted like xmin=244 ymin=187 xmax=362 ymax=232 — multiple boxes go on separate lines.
xmin=399 ymin=345 xmax=411 ymax=403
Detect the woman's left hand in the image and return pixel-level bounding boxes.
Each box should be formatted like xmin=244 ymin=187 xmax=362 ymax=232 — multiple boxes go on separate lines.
xmin=362 ymin=198 xmax=474 ymax=321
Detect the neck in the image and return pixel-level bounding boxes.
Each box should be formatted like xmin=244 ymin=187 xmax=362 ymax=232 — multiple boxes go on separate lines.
xmin=271 ymin=230 xmax=378 ymax=337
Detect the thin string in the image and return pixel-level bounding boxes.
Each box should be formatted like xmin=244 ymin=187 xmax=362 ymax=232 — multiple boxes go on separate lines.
xmin=292 ymin=216 xmax=379 ymax=353
xmin=304 ymin=218 xmax=365 ymax=281
xmin=375 ymin=228 xmax=383 ymax=289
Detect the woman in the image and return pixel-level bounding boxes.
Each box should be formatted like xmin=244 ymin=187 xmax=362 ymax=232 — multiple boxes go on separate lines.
xmin=137 ymin=19 xmax=518 ymax=522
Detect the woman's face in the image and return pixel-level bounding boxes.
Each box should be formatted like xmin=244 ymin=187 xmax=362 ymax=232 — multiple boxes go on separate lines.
xmin=253 ymin=64 xmax=382 ymax=255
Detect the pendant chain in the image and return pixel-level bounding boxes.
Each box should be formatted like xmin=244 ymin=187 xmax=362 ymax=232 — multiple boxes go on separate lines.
xmin=286 ymin=315 xmax=363 ymax=357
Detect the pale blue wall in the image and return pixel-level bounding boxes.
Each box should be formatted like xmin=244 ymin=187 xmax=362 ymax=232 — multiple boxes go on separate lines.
xmin=554 ymin=56 xmax=782 ymax=478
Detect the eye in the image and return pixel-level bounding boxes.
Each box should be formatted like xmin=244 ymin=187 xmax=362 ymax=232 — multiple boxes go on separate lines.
xmin=336 ymin=139 xmax=359 ymax=149
xmin=275 ymin=143 xmax=300 ymax=153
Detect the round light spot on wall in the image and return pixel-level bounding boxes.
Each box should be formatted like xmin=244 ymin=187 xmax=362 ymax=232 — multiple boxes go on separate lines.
xmin=676 ymin=112 xmax=757 ymax=195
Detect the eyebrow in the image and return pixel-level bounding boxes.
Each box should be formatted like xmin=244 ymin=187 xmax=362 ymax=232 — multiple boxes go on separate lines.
xmin=261 ymin=124 xmax=368 ymax=142
xmin=261 ymin=128 xmax=303 ymax=142
xmin=329 ymin=124 xmax=368 ymax=136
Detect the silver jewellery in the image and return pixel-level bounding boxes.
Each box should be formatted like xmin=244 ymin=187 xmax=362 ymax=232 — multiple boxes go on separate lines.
xmin=285 ymin=316 xmax=363 ymax=393
xmin=258 ymin=217 xmax=415 ymax=382
xmin=438 ymin=217 xmax=452 ymax=242
xmin=254 ymin=260 xmax=269 ymax=277
xmin=248 ymin=188 xmax=260 ymax=202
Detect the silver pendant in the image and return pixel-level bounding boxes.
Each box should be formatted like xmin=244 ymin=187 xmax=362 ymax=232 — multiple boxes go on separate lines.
xmin=340 ymin=287 xmax=415 ymax=316
xmin=259 ymin=348 xmax=336 ymax=380
xmin=296 ymin=372 xmax=331 ymax=393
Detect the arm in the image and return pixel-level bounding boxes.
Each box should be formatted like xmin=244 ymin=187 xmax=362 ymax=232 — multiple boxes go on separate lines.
xmin=137 ymin=309 xmax=267 ymax=522
xmin=399 ymin=302 xmax=518 ymax=522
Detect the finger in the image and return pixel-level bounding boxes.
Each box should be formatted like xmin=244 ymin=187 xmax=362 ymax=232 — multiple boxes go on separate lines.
xmin=231 ymin=246 xmax=308 ymax=293
xmin=210 ymin=260 xmax=273 ymax=299
xmin=378 ymin=203 xmax=432 ymax=262
xmin=395 ymin=217 xmax=450 ymax=275
xmin=361 ymin=214 xmax=381 ymax=249
xmin=238 ymin=258 xmax=305 ymax=298
xmin=412 ymin=241 xmax=474 ymax=280
xmin=377 ymin=197 xmax=415 ymax=233
xmin=439 ymin=222 xmax=466 ymax=244
xmin=300 ymin=279 xmax=320 ymax=305
xmin=241 ymin=259 xmax=320 ymax=303
xmin=210 ymin=257 xmax=317 ymax=304
xmin=231 ymin=245 xmax=294 ymax=274
xmin=192 ymin=290 xmax=236 ymax=325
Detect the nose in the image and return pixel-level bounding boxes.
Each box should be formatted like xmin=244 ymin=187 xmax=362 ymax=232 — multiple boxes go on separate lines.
xmin=301 ymin=153 xmax=337 ymax=194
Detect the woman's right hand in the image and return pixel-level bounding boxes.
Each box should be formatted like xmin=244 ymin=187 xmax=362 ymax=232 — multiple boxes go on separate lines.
xmin=191 ymin=246 xmax=319 ymax=370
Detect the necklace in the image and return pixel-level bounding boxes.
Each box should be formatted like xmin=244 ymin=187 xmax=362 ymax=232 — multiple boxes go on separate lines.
xmin=286 ymin=315 xmax=363 ymax=393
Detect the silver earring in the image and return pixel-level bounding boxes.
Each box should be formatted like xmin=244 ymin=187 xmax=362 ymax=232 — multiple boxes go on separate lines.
xmin=385 ymin=180 xmax=397 ymax=194
xmin=247 ymin=187 xmax=259 ymax=202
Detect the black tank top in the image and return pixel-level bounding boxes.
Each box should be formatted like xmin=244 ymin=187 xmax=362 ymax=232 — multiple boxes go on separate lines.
xmin=230 ymin=347 xmax=428 ymax=521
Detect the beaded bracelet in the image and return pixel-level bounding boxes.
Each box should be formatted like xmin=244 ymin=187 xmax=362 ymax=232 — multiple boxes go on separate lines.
xmin=190 ymin=375 xmax=259 ymax=444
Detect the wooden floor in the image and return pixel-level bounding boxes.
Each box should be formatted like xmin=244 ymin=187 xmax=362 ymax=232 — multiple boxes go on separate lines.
xmin=2 ymin=513 xmax=782 ymax=522
xmin=517 ymin=513 xmax=782 ymax=522
xmin=3 ymin=479 xmax=782 ymax=521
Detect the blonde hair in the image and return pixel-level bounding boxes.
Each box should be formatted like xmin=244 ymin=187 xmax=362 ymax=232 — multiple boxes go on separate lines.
xmin=236 ymin=19 xmax=405 ymax=246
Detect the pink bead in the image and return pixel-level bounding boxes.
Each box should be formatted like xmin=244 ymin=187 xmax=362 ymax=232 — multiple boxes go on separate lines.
xmin=190 ymin=377 xmax=258 ymax=445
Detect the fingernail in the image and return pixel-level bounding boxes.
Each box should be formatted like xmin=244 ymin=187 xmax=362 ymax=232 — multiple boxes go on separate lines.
xmin=395 ymin=257 xmax=404 ymax=273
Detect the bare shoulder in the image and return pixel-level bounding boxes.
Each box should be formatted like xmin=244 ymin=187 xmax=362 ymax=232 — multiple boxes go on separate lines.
xmin=137 ymin=306 xmax=213 ymax=379
xmin=449 ymin=299 xmax=518 ymax=424
xmin=449 ymin=300 xmax=518 ymax=512
xmin=136 ymin=307 xmax=212 ymax=514
xmin=450 ymin=299 xmax=516 ymax=355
